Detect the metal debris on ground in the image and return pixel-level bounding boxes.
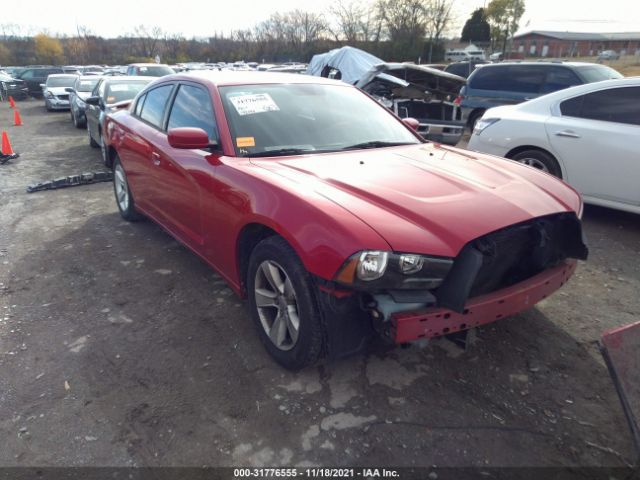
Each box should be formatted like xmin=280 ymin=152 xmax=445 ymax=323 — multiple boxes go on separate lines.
xmin=0 ymin=153 xmax=19 ymax=165
xmin=26 ymin=171 xmax=113 ymax=193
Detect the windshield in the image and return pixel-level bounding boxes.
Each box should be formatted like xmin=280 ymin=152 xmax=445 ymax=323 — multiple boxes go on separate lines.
xmin=76 ymin=78 xmax=100 ymax=92
xmin=46 ymin=76 xmax=77 ymax=88
xmin=135 ymin=65 xmax=174 ymax=77
xmin=219 ymin=83 xmax=421 ymax=157
xmin=105 ymin=81 xmax=150 ymax=104
xmin=577 ymin=65 xmax=623 ymax=82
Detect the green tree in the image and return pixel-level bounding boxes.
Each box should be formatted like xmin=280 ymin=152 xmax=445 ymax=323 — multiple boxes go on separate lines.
xmin=485 ymin=0 xmax=525 ymax=54
xmin=460 ymin=8 xmax=490 ymax=44
xmin=34 ymin=33 xmax=64 ymax=64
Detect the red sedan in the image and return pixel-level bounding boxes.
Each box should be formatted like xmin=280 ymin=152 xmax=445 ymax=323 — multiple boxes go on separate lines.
xmin=102 ymin=71 xmax=588 ymax=370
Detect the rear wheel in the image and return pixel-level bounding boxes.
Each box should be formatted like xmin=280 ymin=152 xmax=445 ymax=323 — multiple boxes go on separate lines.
xmin=113 ymin=157 xmax=143 ymax=221
xmin=468 ymin=109 xmax=485 ymax=132
xmin=510 ymin=149 xmax=562 ymax=178
xmin=247 ymin=236 xmax=325 ymax=370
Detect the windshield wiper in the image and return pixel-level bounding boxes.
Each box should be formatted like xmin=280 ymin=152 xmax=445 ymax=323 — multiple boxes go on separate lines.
xmin=340 ymin=141 xmax=417 ymax=151
xmin=249 ymin=148 xmax=315 ymax=158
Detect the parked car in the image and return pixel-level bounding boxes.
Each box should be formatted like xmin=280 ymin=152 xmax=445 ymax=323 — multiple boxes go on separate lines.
xmin=457 ymin=61 xmax=623 ymax=130
xmin=489 ymin=51 xmax=503 ymax=61
xmin=445 ymin=50 xmax=473 ymax=62
xmin=67 ymin=75 xmax=102 ymax=128
xmin=125 ymin=63 xmax=174 ymax=77
xmin=0 ymin=72 xmax=29 ymax=100
xmin=41 ymin=74 xmax=77 ymax=111
xmin=468 ymin=78 xmax=640 ymax=214
xmin=102 ymin=71 xmax=588 ymax=369
xmin=598 ymin=50 xmax=620 ymax=61
xmin=17 ymin=66 xmax=64 ymax=97
xmin=444 ymin=60 xmax=489 ymax=79
xmin=85 ymin=76 xmax=153 ymax=157
xmin=307 ymin=46 xmax=467 ymax=145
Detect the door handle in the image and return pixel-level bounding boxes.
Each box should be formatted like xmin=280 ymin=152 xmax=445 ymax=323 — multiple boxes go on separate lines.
xmin=555 ymin=130 xmax=581 ymax=139
xmin=151 ymin=152 xmax=161 ymax=166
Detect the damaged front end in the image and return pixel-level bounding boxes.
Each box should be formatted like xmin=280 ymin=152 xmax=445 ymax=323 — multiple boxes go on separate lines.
xmin=324 ymin=212 xmax=588 ymax=352
xmin=355 ymin=63 xmax=467 ymax=146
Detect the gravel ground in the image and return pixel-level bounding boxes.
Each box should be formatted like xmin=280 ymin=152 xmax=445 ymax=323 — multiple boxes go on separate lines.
xmin=0 ymin=98 xmax=638 ymax=468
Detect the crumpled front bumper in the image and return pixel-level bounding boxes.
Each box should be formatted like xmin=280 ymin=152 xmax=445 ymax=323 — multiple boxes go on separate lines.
xmin=391 ymin=259 xmax=577 ymax=343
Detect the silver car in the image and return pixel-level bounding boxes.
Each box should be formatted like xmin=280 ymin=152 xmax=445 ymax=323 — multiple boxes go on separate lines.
xmin=41 ymin=74 xmax=78 ymax=111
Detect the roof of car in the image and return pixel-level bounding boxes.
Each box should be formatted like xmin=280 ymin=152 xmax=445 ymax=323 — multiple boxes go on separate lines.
xmin=104 ymin=76 xmax=154 ymax=83
xmin=128 ymin=63 xmax=171 ymax=67
xmin=47 ymin=74 xmax=79 ymax=78
xmin=164 ymin=70 xmax=345 ymax=87
xmin=478 ymin=61 xmax=605 ymax=68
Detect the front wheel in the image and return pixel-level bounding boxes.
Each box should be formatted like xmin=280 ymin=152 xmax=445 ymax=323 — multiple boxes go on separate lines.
xmin=113 ymin=157 xmax=143 ymax=221
xmin=247 ymin=236 xmax=325 ymax=370
xmin=88 ymin=124 xmax=99 ymax=148
xmin=510 ymin=149 xmax=562 ymax=178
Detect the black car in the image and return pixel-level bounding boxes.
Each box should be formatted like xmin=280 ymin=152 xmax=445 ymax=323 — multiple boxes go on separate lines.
xmin=443 ymin=60 xmax=490 ymax=79
xmin=67 ymin=75 xmax=102 ymax=128
xmin=17 ymin=67 xmax=64 ymax=97
xmin=0 ymin=73 xmax=29 ymax=100
xmin=85 ymin=76 xmax=152 ymax=164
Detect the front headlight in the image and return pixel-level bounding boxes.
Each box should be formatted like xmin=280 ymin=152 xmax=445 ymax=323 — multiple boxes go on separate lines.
xmin=45 ymin=91 xmax=54 ymax=98
xmin=473 ymin=117 xmax=500 ymax=135
xmin=335 ymin=250 xmax=453 ymax=290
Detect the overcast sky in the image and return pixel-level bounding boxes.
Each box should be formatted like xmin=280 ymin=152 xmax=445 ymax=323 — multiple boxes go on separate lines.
xmin=5 ymin=0 xmax=639 ymax=38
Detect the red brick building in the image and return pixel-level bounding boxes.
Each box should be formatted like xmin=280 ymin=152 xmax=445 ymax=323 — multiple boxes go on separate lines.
xmin=512 ymin=30 xmax=640 ymax=58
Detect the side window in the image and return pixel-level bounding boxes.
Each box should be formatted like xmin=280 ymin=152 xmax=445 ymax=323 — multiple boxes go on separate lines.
xmin=508 ymin=66 xmax=546 ymax=94
xmin=469 ymin=66 xmax=508 ymax=90
xmin=134 ymin=93 xmax=147 ymax=117
xmin=139 ymin=85 xmax=174 ymax=128
xmin=559 ymin=95 xmax=583 ymax=117
xmin=98 ymin=80 xmax=107 ymax=98
xmin=542 ymin=67 xmax=581 ymax=94
xmin=562 ymin=87 xmax=640 ymax=126
xmin=167 ymin=84 xmax=218 ymax=141
xmin=21 ymin=70 xmax=34 ymax=79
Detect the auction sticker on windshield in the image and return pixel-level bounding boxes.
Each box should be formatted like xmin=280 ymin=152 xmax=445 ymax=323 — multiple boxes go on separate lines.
xmin=229 ymin=93 xmax=280 ymax=116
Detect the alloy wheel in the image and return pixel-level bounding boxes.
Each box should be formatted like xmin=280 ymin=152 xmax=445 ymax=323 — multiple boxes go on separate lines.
xmin=254 ymin=260 xmax=300 ymax=351
xmin=517 ymin=157 xmax=550 ymax=173
xmin=114 ymin=163 xmax=130 ymax=212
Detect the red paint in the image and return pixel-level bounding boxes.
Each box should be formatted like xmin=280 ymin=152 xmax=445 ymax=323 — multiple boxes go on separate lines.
xmin=392 ymin=260 xmax=578 ymax=343
xmin=167 ymin=127 xmax=210 ymax=149
xmin=104 ymin=72 xmax=583 ymax=297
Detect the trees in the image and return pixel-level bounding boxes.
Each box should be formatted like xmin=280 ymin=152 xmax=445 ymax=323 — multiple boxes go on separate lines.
xmin=34 ymin=34 xmax=63 ymax=64
xmin=460 ymin=8 xmax=490 ymax=44
xmin=485 ymin=0 xmax=525 ymax=54
xmin=425 ymin=0 xmax=454 ymax=62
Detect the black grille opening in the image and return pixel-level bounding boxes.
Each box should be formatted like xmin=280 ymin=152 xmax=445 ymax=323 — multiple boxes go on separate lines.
xmin=437 ymin=212 xmax=588 ymax=312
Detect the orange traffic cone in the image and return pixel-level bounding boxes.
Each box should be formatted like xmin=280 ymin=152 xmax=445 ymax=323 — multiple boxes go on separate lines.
xmin=9 ymin=96 xmax=16 ymax=108
xmin=1 ymin=131 xmax=15 ymax=155
xmin=14 ymin=109 xmax=22 ymax=126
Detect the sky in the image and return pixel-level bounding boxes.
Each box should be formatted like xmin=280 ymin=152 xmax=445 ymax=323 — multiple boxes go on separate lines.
xmin=3 ymin=0 xmax=639 ymax=38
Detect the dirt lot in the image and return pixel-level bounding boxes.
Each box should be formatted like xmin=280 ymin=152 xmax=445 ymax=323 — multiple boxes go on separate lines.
xmin=1 ymin=98 xmax=639 ymax=469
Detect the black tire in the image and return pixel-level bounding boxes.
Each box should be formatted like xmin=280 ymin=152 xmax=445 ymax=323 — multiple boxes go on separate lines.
xmin=113 ymin=156 xmax=143 ymax=222
xmin=247 ymin=236 xmax=325 ymax=370
xmin=72 ymin=109 xmax=86 ymax=129
xmin=88 ymin=124 xmax=99 ymax=148
xmin=510 ymin=149 xmax=562 ymax=178
xmin=468 ymin=109 xmax=485 ymax=132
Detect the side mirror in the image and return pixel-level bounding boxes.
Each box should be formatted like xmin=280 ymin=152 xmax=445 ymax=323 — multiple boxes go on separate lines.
xmin=85 ymin=96 xmax=100 ymax=106
xmin=65 ymin=87 xmax=75 ymax=93
xmin=168 ymin=127 xmax=212 ymax=149
xmin=402 ymin=117 xmax=420 ymax=131
xmin=39 ymin=83 xmax=46 ymax=88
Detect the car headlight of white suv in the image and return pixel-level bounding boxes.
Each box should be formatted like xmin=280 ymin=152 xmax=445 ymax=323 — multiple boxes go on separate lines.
xmin=474 ymin=117 xmax=500 ymax=135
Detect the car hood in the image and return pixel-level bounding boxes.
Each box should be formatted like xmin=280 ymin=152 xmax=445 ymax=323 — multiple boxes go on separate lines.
xmin=251 ymin=144 xmax=581 ymax=257
xmin=47 ymin=87 xmax=71 ymax=95
xmin=356 ymin=63 xmax=466 ymax=99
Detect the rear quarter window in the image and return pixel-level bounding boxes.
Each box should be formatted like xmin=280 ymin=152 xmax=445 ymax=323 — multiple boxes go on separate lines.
xmin=139 ymin=84 xmax=174 ymax=128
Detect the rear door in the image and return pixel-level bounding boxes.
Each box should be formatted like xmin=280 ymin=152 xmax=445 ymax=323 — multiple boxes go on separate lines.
xmin=86 ymin=80 xmax=105 ymax=143
xmin=545 ymin=86 xmax=640 ymax=206
xmin=125 ymin=83 xmax=175 ymax=219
